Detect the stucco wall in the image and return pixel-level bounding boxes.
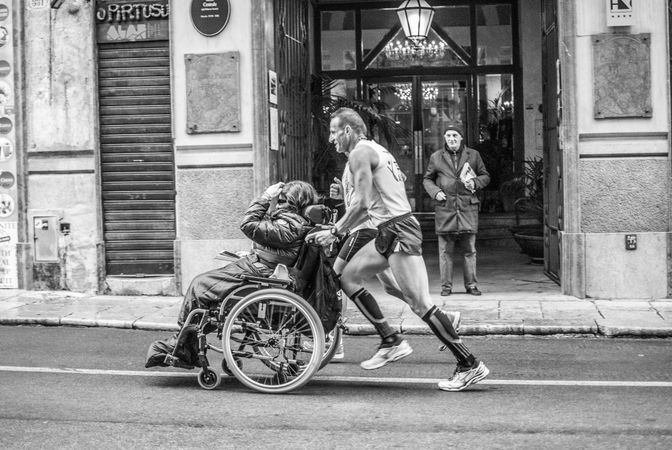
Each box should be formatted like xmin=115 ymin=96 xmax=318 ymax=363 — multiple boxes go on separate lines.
xmin=25 ymin=4 xmax=96 ymax=151
xmin=24 ymin=3 xmax=100 ymax=292
xmin=584 ymin=232 xmax=668 ymax=299
xmin=28 ymin=174 xmax=100 ymax=291
xmin=170 ymin=0 xmax=257 ymax=292
xmin=580 ymin=159 xmax=668 ymax=232
xmin=176 ymin=168 xmax=253 ymax=240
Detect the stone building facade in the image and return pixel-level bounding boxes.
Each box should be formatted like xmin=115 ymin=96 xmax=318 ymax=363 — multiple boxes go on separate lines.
xmin=0 ymin=0 xmax=669 ymax=299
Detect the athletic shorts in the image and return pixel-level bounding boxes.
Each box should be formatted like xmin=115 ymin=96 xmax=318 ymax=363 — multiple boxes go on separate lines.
xmin=337 ymin=228 xmax=377 ymax=262
xmin=374 ymin=213 xmax=423 ymax=259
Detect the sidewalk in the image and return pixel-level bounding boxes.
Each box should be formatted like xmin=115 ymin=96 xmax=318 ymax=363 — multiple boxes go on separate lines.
xmin=1 ymin=249 xmax=670 ymax=337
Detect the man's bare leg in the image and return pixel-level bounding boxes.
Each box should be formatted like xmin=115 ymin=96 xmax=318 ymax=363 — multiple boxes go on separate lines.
xmin=386 ymin=251 xmax=489 ymax=390
xmin=339 ymin=241 xmax=413 ymax=369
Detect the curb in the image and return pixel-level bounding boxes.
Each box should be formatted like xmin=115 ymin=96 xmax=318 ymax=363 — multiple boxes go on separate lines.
xmin=2 ymin=318 xmax=672 ymax=338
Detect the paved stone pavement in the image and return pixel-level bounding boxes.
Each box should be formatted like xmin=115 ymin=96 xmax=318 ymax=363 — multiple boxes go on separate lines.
xmin=1 ymin=249 xmax=670 ymax=337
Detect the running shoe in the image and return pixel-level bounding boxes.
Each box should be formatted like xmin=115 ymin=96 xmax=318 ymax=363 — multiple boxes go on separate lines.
xmin=331 ymin=340 xmax=345 ymax=361
xmin=360 ymin=339 xmax=413 ymax=370
xmin=438 ymin=361 xmax=490 ymax=391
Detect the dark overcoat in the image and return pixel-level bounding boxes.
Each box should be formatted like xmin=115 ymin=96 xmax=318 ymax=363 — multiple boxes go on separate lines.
xmin=422 ymin=145 xmax=490 ymax=234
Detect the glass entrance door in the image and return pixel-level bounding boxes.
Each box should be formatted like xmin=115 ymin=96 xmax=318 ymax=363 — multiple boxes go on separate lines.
xmin=366 ymin=77 xmax=469 ymax=211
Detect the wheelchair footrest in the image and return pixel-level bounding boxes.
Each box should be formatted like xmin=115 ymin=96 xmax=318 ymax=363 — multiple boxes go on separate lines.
xmin=163 ymin=354 xmax=196 ymax=370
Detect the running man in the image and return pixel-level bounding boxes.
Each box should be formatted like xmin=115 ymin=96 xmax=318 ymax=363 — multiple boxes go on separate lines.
xmin=329 ymin=168 xmax=413 ymax=368
xmin=311 ymin=107 xmax=489 ymax=391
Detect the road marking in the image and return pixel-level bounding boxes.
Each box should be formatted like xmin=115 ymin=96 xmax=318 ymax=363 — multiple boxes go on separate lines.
xmin=1 ymin=366 xmax=671 ymax=387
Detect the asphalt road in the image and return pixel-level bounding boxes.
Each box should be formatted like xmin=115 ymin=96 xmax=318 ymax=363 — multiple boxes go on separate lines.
xmin=1 ymin=326 xmax=671 ymax=449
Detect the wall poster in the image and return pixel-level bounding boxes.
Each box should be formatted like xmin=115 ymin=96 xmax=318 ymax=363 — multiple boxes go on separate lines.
xmin=0 ymin=0 xmax=16 ymax=288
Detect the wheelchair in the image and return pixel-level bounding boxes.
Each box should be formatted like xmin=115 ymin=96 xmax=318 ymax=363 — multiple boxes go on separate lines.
xmin=162 ymin=207 xmax=344 ymax=394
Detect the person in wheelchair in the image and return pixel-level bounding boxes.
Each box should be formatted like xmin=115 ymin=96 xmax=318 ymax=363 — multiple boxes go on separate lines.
xmin=146 ymin=180 xmax=320 ymax=369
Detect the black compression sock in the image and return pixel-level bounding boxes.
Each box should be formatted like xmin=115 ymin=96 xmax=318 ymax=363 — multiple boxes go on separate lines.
xmin=422 ymin=305 xmax=475 ymax=367
xmin=351 ymin=288 xmax=396 ymax=340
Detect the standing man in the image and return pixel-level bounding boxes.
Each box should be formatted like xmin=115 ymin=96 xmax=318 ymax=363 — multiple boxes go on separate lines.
xmin=312 ymin=108 xmax=489 ymax=391
xmin=423 ymin=124 xmax=490 ymax=296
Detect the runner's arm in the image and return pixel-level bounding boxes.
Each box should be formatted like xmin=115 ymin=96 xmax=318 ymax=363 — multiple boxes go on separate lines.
xmin=332 ymin=145 xmax=378 ymax=235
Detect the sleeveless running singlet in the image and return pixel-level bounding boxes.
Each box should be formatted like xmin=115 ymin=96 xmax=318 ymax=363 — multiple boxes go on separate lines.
xmin=342 ymin=161 xmax=375 ymax=231
xmin=350 ymin=140 xmax=411 ymax=227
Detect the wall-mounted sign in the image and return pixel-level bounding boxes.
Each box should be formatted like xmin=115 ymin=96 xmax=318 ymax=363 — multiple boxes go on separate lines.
xmin=0 ymin=60 xmax=10 ymax=77
xmin=0 ymin=81 xmax=10 ymax=104
xmin=0 ymin=117 xmax=11 ymax=134
xmin=606 ymin=0 xmax=634 ymax=27
xmin=0 ymin=25 xmax=8 ymax=47
xmin=96 ymin=0 xmax=169 ymax=43
xmin=190 ymin=0 xmax=230 ymax=37
xmin=268 ymin=70 xmax=277 ymax=105
xmin=185 ymin=52 xmax=240 ymax=133
xmin=28 ymin=0 xmax=49 ymax=9
xmin=0 ymin=137 xmax=12 ymax=161
xmin=0 ymin=171 xmax=14 ymax=189
xmin=0 ymin=0 xmax=17 ymax=289
xmin=269 ymin=106 xmax=278 ymax=151
xmin=0 ymin=193 xmax=13 ymax=217
xmin=593 ymin=33 xmax=651 ymax=119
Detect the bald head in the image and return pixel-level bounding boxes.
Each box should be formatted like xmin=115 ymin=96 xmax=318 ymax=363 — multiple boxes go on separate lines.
xmin=330 ymin=107 xmax=368 ymax=136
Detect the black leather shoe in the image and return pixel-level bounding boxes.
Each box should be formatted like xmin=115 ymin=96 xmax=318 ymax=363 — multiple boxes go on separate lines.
xmin=441 ymin=288 xmax=451 ymax=296
xmin=466 ymin=286 xmax=482 ymax=296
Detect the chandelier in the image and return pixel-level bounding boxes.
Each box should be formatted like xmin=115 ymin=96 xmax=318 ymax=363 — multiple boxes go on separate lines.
xmin=394 ymin=83 xmax=440 ymax=102
xmin=396 ymin=0 xmax=435 ymax=46
xmin=384 ymin=39 xmax=447 ymax=63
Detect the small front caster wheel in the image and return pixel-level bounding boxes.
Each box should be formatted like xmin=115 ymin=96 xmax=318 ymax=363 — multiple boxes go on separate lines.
xmin=197 ymin=368 xmax=221 ymax=390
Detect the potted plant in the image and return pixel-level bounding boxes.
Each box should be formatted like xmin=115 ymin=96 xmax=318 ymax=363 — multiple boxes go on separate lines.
xmin=508 ymin=157 xmax=544 ymax=263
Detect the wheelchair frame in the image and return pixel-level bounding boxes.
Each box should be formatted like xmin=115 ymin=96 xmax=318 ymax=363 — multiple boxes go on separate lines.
xmin=163 ymin=272 xmax=343 ymax=394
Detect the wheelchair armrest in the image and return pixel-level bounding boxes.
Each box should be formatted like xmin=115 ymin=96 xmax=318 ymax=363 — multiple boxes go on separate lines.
xmin=241 ymin=274 xmax=292 ymax=288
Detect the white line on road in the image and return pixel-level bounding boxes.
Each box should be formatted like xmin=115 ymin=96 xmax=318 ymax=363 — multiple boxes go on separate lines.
xmin=1 ymin=365 xmax=671 ymax=387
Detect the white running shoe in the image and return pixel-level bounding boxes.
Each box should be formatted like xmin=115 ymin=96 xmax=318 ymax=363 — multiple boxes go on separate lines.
xmin=360 ymin=339 xmax=413 ymax=370
xmin=438 ymin=361 xmax=490 ymax=391
xmin=331 ymin=340 xmax=345 ymax=361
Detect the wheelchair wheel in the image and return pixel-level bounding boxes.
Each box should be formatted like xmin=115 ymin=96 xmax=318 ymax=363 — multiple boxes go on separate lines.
xmin=319 ymin=326 xmax=343 ymax=370
xmin=222 ymin=288 xmax=325 ymax=394
xmin=197 ymin=367 xmax=221 ymax=390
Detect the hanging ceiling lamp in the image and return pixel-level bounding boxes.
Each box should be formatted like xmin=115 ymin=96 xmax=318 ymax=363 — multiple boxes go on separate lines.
xmin=396 ymin=0 xmax=435 ymax=46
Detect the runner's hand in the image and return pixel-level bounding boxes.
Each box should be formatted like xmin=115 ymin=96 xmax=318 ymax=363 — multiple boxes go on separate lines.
xmin=306 ymin=229 xmax=337 ymax=247
xmin=435 ymin=191 xmax=447 ymax=201
xmin=329 ymin=178 xmax=343 ymax=200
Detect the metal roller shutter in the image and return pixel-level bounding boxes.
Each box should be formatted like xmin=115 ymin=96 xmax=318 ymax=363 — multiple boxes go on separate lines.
xmin=98 ymin=40 xmax=175 ymax=276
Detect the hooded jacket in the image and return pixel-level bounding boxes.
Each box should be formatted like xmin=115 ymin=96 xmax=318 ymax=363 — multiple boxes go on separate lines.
xmin=423 ymin=144 xmax=490 ymax=234
xmin=239 ymin=195 xmax=311 ymax=268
